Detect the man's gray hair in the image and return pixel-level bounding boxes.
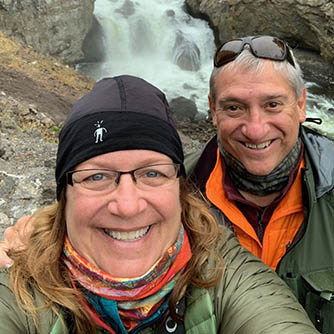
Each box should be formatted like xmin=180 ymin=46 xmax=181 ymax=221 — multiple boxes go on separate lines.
xmin=209 ymin=48 xmax=305 ymax=105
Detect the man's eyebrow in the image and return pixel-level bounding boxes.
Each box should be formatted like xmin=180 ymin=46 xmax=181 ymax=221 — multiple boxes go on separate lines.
xmin=216 ymin=97 xmax=245 ymax=108
xmin=217 ymin=94 xmax=288 ymax=107
xmin=265 ymin=94 xmax=288 ymax=100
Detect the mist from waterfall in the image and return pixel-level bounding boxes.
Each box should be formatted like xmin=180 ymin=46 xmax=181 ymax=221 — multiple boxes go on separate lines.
xmin=77 ymin=0 xmax=334 ymax=138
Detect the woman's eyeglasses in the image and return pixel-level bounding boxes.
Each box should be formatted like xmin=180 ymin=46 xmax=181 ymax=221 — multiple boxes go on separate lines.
xmin=66 ymin=163 xmax=181 ymax=193
xmin=214 ymin=36 xmax=295 ymax=68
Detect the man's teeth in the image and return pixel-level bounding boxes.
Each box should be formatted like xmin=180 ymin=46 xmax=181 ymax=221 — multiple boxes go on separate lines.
xmin=245 ymin=140 xmax=272 ymax=149
xmin=104 ymin=226 xmax=150 ymax=241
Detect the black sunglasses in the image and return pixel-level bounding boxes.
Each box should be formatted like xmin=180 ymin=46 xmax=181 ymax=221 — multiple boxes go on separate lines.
xmin=214 ymin=36 xmax=295 ymax=68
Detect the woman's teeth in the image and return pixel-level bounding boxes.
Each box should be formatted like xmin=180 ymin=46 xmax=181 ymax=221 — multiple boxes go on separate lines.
xmin=104 ymin=226 xmax=150 ymax=241
xmin=245 ymin=140 xmax=272 ymax=150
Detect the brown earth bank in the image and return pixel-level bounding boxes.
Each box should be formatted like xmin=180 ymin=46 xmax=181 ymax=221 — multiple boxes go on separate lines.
xmin=0 ymin=32 xmax=94 ymax=124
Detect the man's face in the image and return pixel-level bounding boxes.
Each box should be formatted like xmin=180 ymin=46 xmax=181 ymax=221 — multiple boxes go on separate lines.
xmin=209 ymin=62 xmax=306 ymax=176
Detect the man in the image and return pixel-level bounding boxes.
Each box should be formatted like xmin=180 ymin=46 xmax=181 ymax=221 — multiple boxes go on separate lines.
xmin=185 ymin=35 xmax=334 ymax=333
xmin=1 ymin=35 xmax=333 ymax=332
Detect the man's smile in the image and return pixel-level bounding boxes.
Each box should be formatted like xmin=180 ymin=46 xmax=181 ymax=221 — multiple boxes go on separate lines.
xmin=244 ymin=140 xmax=273 ymax=150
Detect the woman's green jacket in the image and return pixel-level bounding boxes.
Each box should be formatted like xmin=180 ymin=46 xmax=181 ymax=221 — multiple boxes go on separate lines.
xmin=0 ymin=226 xmax=318 ymax=333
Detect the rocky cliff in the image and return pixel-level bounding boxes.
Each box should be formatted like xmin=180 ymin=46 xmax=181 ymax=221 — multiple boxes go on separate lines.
xmin=185 ymin=0 xmax=334 ymax=66
xmin=0 ymin=0 xmax=95 ymax=64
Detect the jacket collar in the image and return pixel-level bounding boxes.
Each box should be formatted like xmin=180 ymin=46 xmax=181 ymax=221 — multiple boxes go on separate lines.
xmin=301 ymin=126 xmax=334 ymax=198
xmin=188 ymin=135 xmax=218 ymax=194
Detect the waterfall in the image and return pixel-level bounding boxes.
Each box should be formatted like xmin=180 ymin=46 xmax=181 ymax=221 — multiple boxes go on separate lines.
xmin=77 ymin=0 xmax=334 ymax=138
xmin=304 ymin=81 xmax=334 ymax=138
xmin=78 ymin=0 xmax=215 ymax=115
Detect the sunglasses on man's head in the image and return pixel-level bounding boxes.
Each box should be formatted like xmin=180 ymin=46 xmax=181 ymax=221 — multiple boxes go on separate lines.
xmin=214 ymin=36 xmax=295 ymax=68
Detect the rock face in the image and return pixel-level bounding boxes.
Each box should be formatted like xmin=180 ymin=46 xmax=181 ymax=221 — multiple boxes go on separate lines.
xmin=185 ymin=0 xmax=334 ymax=65
xmin=0 ymin=95 xmax=58 ymax=237
xmin=0 ymin=0 xmax=95 ymax=64
xmin=172 ymin=31 xmax=201 ymax=71
xmin=169 ymin=96 xmax=198 ymax=121
xmin=82 ymin=15 xmax=106 ymax=63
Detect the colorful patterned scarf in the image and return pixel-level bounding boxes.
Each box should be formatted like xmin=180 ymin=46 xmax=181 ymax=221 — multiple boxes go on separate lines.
xmin=63 ymin=226 xmax=191 ymax=333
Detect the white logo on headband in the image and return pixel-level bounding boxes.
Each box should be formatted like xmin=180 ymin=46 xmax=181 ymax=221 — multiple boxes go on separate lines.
xmin=94 ymin=120 xmax=107 ymax=143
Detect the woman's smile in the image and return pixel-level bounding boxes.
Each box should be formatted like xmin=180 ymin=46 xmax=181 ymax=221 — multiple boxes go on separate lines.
xmin=103 ymin=225 xmax=151 ymax=242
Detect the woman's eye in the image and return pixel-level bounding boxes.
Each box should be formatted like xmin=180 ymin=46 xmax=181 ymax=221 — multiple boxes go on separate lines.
xmin=89 ymin=173 xmax=105 ymax=182
xmin=145 ymin=170 xmax=160 ymax=178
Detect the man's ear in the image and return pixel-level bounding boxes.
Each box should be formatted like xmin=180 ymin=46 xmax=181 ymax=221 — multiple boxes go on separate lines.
xmin=297 ymin=87 xmax=307 ymax=123
xmin=208 ymin=94 xmax=218 ymax=127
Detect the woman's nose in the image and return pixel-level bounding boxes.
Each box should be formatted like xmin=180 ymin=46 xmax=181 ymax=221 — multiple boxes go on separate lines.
xmin=107 ymin=174 xmax=147 ymax=217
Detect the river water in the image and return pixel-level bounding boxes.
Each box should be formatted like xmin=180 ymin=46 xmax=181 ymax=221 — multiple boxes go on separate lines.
xmin=77 ymin=0 xmax=334 ymax=138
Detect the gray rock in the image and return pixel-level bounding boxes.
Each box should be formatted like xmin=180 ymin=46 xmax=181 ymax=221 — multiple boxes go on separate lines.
xmin=185 ymin=0 xmax=334 ymax=68
xmin=82 ymin=15 xmax=106 ymax=63
xmin=0 ymin=213 xmax=11 ymax=240
xmin=0 ymin=119 xmax=2 ymax=157
xmin=169 ymin=96 xmax=198 ymax=121
xmin=0 ymin=95 xmax=57 ymax=238
xmin=172 ymin=30 xmax=201 ymax=71
xmin=0 ymin=0 xmax=95 ymax=64
xmin=115 ymin=0 xmax=135 ymax=18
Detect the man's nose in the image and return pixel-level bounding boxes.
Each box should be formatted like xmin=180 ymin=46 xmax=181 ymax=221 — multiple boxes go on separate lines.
xmin=107 ymin=174 xmax=147 ymax=217
xmin=240 ymin=107 xmax=269 ymax=140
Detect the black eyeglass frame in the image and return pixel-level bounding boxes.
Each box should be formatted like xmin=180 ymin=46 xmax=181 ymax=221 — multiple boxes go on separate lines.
xmin=66 ymin=163 xmax=182 ymax=187
xmin=214 ymin=36 xmax=295 ymax=68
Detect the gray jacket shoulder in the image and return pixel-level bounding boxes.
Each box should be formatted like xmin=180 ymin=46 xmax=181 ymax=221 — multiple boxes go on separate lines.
xmin=301 ymin=126 xmax=334 ymax=198
xmin=184 ymin=148 xmax=203 ymax=176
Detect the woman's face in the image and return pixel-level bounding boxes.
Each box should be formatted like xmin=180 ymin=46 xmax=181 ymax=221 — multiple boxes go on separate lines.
xmin=65 ymin=150 xmax=182 ymax=278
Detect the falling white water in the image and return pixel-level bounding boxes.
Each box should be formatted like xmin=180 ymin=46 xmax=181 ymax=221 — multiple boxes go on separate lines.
xmin=78 ymin=0 xmax=215 ymax=115
xmin=304 ymin=81 xmax=334 ymax=138
xmin=77 ymin=0 xmax=334 ymax=138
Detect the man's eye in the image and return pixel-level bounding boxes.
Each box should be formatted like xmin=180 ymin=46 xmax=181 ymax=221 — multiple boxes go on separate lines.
xmin=267 ymin=101 xmax=280 ymax=108
xmin=219 ymin=104 xmax=244 ymax=117
xmin=228 ymin=105 xmax=240 ymax=111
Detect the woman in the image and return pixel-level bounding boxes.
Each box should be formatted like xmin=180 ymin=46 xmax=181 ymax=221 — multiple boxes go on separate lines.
xmin=0 ymin=75 xmax=318 ymax=333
